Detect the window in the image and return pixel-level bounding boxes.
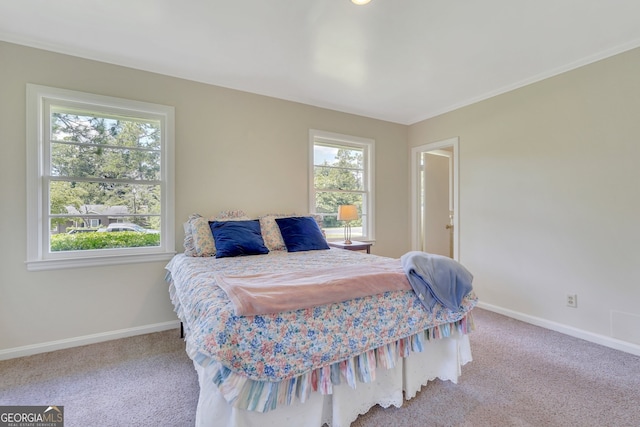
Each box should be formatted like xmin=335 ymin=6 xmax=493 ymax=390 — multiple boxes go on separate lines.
xmin=26 ymin=85 xmax=175 ymax=270
xmin=309 ymin=129 xmax=375 ymax=241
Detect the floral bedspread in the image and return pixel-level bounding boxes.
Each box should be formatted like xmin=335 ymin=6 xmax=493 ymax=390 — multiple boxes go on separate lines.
xmin=166 ymin=249 xmax=477 ymax=383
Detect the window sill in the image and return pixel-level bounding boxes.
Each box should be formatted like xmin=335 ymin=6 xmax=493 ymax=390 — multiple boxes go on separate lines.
xmin=25 ymin=251 xmax=176 ymax=271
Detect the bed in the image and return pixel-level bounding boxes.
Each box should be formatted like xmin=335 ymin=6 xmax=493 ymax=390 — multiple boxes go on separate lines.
xmin=166 ymin=213 xmax=477 ymax=427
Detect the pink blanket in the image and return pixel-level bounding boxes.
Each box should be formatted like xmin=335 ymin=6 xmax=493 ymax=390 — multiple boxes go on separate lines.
xmin=215 ymin=259 xmax=411 ymax=316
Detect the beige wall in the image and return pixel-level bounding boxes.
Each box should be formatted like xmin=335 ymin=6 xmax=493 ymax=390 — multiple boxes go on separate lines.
xmin=0 ymin=41 xmax=409 ymax=354
xmin=409 ymin=47 xmax=640 ymax=349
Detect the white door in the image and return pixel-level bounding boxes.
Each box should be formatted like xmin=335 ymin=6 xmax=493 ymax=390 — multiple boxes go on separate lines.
xmin=423 ymin=151 xmax=452 ymax=257
xmin=411 ymin=138 xmax=459 ymax=260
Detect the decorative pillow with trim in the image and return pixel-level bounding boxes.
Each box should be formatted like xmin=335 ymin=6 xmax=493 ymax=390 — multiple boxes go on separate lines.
xmin=183 ymin=220 xmax=197 ymax=256
xmin=258 ymin=213 xmax=297 ymax=251
xmin=190 ymin=215 xmax=216 ymax=257
xmin=213 ymin=210 xmax=249 ymax=222
xmin=184 ymin=210 xmax=250 ymax=257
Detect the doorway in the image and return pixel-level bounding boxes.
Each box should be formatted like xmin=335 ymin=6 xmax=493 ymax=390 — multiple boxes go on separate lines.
xmin=411 ymin=137 xmax=459 ymax=260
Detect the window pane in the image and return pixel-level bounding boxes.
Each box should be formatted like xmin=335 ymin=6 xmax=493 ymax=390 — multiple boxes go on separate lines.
xmin=314 ymin=165 xmax=363 ymax=191
xmin=51 ymin=142 xmax=160 ymax=181
xmin=314 ymin=145 xmax=363 ymax=169
xmin=314 ymin=192 xmax=363 ymax=214
xmin=50 ymin=217 xmax=160 ymax=252
xmin=315 ymin=191 xmax=362 ymax=225
xmin=316 ymin=191 xmax=366 ymax=241
xmin=323 ymin=219 xmax=364 ymax=241
xmin=50 ymin=181 xmax=161 ymax=217
xmin=51 ymin=111 xmax=161 ymax=150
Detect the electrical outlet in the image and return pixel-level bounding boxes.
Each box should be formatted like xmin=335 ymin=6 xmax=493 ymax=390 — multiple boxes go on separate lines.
xmin=566 ymin=294 xmax=578 ymax=308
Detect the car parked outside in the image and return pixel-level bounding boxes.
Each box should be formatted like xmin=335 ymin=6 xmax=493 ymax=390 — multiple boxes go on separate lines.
xmin=98 ymin=223 xmax=160 ymax=234
xmin=67 ymin=228 xmax=98 ymax=234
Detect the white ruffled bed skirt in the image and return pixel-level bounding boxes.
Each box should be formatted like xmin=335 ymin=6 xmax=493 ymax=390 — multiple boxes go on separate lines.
xmin=194 ymin=334 xmax=472 ymax=427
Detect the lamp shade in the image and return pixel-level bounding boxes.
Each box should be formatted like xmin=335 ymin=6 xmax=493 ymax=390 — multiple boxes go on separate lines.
xmin=337 ymin=205 xmax=358 ymax=221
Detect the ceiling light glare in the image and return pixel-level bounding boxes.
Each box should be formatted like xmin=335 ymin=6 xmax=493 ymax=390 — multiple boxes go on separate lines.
xmin=351 ymin=0 xmax=371 ymax=5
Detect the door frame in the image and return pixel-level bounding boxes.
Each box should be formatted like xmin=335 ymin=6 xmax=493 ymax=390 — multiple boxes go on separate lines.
xmin=410 ymin=137 xmax=460 ymax=260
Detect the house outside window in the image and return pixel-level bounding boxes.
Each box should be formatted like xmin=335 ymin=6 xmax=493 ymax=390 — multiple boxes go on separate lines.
xmin=309 ymin=129 xmax=375 ymax=241
xmin=26 ymin=84 xmax=175 ymax=270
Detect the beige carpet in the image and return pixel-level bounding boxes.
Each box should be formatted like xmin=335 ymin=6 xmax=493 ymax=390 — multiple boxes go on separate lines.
xmin=1 ymin=308 xmax=639 ymax=426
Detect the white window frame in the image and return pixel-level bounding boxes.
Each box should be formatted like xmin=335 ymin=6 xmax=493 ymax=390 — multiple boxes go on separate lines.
xmin=308 ymin=129 xmax=375 ymax=241
xmin=26 ymin=84 xmax=175 ymax=271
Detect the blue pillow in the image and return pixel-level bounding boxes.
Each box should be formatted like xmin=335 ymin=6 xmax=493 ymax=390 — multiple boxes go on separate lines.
xmin=275 ymin=216 xmax=330 ymax=252
xmin=209 ymin=220 xmax=269 ymax=258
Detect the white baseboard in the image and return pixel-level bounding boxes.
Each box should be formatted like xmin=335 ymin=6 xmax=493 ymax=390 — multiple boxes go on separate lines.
xmin=477 ymin=302 xmax=640 ymax=357
xmin=0 ymin=320 xmax=181 ymax=361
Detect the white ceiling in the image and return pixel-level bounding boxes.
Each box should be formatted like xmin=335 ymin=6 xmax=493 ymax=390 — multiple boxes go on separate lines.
xmin=2 ymin=0 xmax=640 ymax=125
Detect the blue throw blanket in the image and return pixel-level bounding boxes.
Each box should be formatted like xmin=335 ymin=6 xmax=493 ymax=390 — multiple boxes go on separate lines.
xmin=401 ymin=251 xmax=473 ymax=311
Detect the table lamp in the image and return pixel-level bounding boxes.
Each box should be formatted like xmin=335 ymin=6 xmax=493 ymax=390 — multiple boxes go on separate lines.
xmin=337 ymin=205 xmax=358 ymax=244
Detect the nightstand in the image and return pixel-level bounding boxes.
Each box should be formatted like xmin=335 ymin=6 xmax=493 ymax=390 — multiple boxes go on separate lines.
xmin=328 ymin=241 xmax=373 ymax=254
